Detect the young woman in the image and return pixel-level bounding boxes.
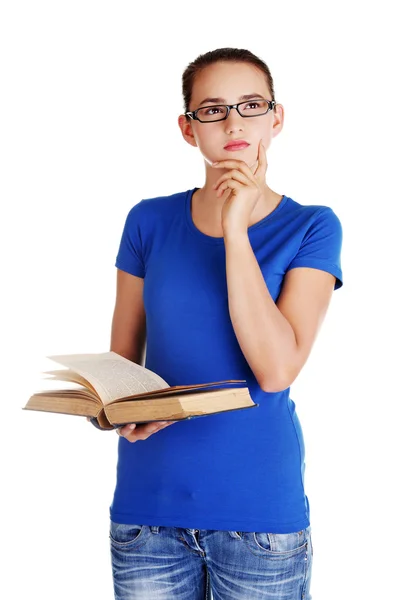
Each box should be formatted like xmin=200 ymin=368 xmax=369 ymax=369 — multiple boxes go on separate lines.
xmin=106 ymin=47 xmax=343 ymax=600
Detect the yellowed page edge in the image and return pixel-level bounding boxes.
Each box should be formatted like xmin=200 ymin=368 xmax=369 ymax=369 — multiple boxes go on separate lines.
xmin=46 ymin=352 xmax=170 ymax=404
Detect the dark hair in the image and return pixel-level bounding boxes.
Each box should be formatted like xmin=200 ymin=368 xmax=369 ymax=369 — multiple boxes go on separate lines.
xmin=182 ymin=47 xmax=276 ymax=121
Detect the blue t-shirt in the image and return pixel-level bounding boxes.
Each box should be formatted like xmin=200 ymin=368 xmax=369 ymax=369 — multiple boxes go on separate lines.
xmin=109 ymin=187 xmax=343 ymax=533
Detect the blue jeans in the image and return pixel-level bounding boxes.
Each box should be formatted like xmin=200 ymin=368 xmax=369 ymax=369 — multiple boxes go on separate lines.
xmin=110 ymin=520 xmax=313 ymax=599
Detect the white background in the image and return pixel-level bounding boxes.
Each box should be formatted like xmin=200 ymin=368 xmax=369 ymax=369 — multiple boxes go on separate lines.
xmin=1 ymin=1 xmax=399 ymax=598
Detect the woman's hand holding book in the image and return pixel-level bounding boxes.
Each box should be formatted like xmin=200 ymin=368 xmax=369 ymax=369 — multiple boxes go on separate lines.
xmin=86 ymin=417 xmax=178 ymax=441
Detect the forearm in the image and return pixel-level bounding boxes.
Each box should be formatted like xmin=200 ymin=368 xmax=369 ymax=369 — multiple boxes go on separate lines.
xmin=224 ymin=232 xmax=298 ymax=391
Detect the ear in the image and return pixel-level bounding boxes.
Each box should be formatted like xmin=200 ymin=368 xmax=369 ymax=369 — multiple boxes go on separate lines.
xmin=178 ymin=114 xmax=198 ymax=148
xmin=271 ymin=104 xmax=284 ymax=139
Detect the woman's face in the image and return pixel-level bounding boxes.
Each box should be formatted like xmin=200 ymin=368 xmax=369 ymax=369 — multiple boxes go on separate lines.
xmin=179 ymin=61 xmax=284 ymax=170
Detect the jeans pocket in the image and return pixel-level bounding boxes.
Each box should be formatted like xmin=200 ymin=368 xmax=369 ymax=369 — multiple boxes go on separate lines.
xmin=250 ymin=527 xmax=309 ymax=558
xmin=109 ymin=521 xmax=146 ymax=547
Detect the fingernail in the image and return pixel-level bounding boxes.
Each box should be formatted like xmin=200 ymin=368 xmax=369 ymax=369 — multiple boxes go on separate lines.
xmin=128 ymin=424 xmax=136 ymax=430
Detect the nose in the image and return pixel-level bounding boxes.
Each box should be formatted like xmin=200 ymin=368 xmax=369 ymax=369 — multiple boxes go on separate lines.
xmin=224 ymin=106 xmax=244 ymax=132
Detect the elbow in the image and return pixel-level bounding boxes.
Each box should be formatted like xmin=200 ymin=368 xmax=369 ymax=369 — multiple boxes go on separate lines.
xmin=260 ymin=369 xmax=297 ymax=393
xmin=261 ymin=379 xmax=291 ymax=393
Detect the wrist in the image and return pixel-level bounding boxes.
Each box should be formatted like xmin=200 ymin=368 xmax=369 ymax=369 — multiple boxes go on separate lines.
xmin=222 ymin=227 xmax=249 ymax=243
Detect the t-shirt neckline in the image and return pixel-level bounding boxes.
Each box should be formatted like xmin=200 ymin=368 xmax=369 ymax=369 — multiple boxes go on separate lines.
xmin=185 ymin=187 xmax=288 ymax=244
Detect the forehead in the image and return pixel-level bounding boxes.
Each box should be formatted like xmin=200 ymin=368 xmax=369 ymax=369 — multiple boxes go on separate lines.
xmin=191 ymin=61 xmax=268 ymax=105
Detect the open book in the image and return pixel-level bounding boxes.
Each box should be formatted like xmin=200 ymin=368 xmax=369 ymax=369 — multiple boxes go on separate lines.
xmin=23 ymin=351 xmax=257 ymax=430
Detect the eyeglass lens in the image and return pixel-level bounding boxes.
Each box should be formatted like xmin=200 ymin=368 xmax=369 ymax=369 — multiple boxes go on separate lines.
xmin=196 ymin=100 xmax=270 ymax=122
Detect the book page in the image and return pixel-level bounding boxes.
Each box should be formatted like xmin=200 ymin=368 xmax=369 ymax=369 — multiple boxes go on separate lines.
xmin=46 ymin=352 xmax=170 ymax=405
xmin=43 ymin=370 xmax=98 ymax=395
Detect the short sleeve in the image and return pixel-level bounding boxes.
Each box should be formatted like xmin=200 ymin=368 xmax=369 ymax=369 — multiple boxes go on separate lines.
xmin=286 ymin=207 xmax=343 ymax=290
xmin=115 ymin=201 xmax=145 ymax=278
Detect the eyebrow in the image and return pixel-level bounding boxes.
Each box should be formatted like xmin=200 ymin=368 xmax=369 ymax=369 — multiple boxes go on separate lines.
xmin=197 ymin=93 xmax=265 ymax=107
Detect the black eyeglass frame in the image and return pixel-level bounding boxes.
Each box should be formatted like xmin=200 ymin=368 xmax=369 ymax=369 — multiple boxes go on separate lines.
xmin=185 ymin=99 xmax=276 ymax=123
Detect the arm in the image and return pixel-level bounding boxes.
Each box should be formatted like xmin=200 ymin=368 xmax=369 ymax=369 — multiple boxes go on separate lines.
xmin=108 ymin=268 xmax=176 ymax=438
xmin=110 ymin=269 xmax=147 ymax=364
xmin=110 ymin=205 xmax=177 ymax=438
xmin=224 ymin=233 xmax=336 ymax=392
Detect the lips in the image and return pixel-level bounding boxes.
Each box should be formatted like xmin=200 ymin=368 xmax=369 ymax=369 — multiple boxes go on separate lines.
xmin=224 ymin=140 xmax=250 ymax=150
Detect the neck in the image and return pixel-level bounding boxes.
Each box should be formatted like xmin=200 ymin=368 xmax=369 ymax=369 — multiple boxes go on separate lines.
xmin=194 ymin=182 xmax=282 ymax=221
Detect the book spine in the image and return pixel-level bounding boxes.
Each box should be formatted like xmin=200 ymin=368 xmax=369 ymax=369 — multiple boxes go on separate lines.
xmin=89 ymin=417 xmax=113 ymax=431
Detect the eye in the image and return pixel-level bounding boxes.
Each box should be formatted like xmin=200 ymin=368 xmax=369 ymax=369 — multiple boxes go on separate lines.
xmin=244 ymin=102 xmax=261 ymax=110
xmin=204 ymin=106 xmax=224 ymax=115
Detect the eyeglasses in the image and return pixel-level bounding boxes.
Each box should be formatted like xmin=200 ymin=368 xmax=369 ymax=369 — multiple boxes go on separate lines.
xmin=185 ymin=99 xmax=276 ymax=123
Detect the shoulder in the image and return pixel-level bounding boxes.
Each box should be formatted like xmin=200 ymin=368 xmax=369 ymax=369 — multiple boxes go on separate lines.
xmin=126 ymin=189 xmax=188 ymax=221
xmin=283 ymin=196 xmax=343 ymax=244
xmin=286 ymin=195 xmax=341 ymax=225
xmin=287 ymin=195 xmax=342 ymax=227
xmin=119 ymin=189 xmax=190 ymax=254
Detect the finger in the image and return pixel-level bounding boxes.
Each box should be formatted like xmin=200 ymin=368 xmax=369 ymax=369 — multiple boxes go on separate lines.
xmin=213 ymin=169 xmax=251 ymax=192
xmin=123 ymin=422 xmax=161 ymax=436
xmin=216 ymin=179 xmax=242 ymax=196
xmin=118 ymin=423 xmax=137 ymax=437
xmin=144 ymin=422 xmax=167 ymax=433
xmin=216 ymin=185 xmax=234 ymax=199
xmin=118 ymin=419 xmax=178 ymax=440
xmin=121 ymin=420 xmax=167 ymax=436
xmin=254 ymin=140 xmax=267 ymax=179
xmin=125 ymin=421 xmax=173 ymax=443
xmin=212 ymin=160 xmax=255 ymax=181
